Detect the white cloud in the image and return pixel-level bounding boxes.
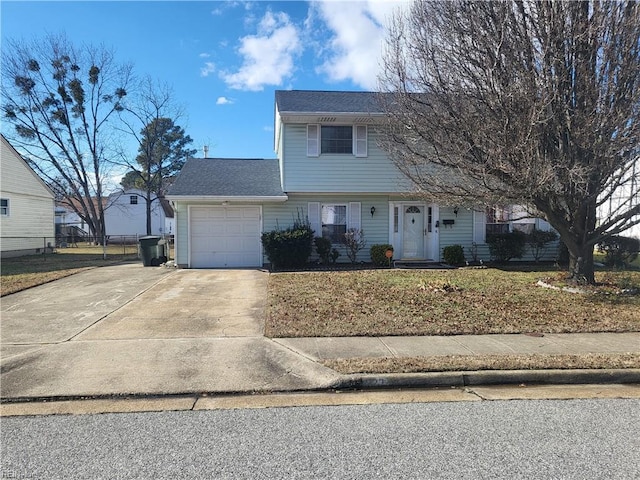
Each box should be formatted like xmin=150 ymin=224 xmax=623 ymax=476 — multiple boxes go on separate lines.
xmin=200 ymin=62 xmax=216 ymax=77
xmin=313 ymin=1 xmax=403 ymax=90
xmin=216 ymin=96 xmax=234 ymax=105
xmin=199 ymin=52 xmax=211 ymax=58
xmin=222 ymin=10 xmax=302 ymax=91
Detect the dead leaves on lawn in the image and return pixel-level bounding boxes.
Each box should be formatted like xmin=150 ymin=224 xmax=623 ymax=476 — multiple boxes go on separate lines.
xmin=265 ymin=269 xmax=640 ymax=338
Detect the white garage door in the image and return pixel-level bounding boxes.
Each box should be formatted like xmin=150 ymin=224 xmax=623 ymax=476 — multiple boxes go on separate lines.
xmin=190 ymin=206 xmax=262 ymax=268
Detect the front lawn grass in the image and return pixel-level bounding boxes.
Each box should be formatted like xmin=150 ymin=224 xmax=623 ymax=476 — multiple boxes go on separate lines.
xmin=324 ymin=353 xmax=640 ymax=374
xmin=0 ymin=246 xmax=139 ymax=296
xmin=265 ymin=268 xmax=640 ymax=338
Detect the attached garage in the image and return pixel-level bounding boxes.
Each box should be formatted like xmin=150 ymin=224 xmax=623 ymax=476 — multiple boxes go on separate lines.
xmin=189 ymin=206 xmax=262 ymax=268
xmin=167 ymin=158 xmax=288 ymax=269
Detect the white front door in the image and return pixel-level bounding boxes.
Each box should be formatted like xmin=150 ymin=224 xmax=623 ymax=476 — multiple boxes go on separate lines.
xmin=402 ymin=205 xmax=425 ymax=259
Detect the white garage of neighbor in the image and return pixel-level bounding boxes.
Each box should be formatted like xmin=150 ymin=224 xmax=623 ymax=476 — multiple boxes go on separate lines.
xmin=189 ymin=205 xmax=262 ymax=268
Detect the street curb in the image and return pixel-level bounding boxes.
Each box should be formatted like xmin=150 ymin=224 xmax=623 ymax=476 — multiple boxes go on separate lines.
xmin=335 ymin=369 xmax=640 ymax=390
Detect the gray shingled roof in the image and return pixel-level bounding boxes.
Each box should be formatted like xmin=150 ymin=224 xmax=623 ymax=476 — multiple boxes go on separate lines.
xmin=275 ymin=90 xmax=383 ymax=114
xmin=167 ymin=158 xmax=286 ymax=198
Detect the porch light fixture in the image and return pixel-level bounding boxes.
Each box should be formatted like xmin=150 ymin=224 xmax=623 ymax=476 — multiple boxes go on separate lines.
xmin=370 ymin=206 xmax=376 ymax=217
xmin=453 ymin=206 xmax=459 ymax=216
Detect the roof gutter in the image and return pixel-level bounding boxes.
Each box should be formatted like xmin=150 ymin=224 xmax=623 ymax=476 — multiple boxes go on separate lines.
xmin=166 ymin=195 xmax=289 ymax=203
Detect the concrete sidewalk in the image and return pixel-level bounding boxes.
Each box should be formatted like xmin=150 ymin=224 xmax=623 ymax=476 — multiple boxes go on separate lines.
xmin=277 ymin=332 xmax=640 ymax=360
xmin=1 ymin=264 xmax=639 ymax=402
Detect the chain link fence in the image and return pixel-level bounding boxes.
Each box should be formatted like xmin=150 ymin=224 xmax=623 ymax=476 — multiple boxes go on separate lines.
xmin=0 ymin=235 xmax=174 ymax=260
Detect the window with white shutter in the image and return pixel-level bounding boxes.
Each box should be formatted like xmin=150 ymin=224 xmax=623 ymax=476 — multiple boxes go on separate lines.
xmin=473 ymin=210 xmax=486 ymax=244
xmin=348 ymin=202 xmax=361 ymax=231
xmin=308 ymin=202 xmax=321 ymax=236
xmin=307 ymin=125 xmax=319 ymax=157
xmin=354 ymin=125 xmax=367 ymax=157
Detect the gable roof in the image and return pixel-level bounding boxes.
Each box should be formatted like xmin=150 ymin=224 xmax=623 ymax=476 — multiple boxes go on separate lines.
xmin=275 ymin=90 xmax=382 ymax=114
xmin=167 ymin=158 xmax=287 ymax=201
xmin=1 ymin=134 xmax=55 ymax=199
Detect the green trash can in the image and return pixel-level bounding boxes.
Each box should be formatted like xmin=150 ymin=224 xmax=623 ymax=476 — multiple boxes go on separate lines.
xmin=156 ymin=238 xmax=168 ymax=264
xmin=139 ymin=236 xmax=161 ymax=266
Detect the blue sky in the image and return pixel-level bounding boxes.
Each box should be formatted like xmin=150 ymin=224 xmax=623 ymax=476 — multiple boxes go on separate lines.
xmin=1 ymin=1 xmax=402 ymax=164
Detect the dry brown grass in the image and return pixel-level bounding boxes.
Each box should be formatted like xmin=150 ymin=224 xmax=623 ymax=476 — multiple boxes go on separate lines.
xmin=0 ymin=246 xmax=138 ymax=296
xmin=324 ymin=353 xmax=640 ymax=374
xmin=265 ymin=268 xmax=640 ymax=337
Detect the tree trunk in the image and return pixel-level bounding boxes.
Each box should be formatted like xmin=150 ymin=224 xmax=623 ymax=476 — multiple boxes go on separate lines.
xmin=146 ymin=196 xmax=152 ymax=236
xmin=566 ymin=242 xmax=596 ymax=285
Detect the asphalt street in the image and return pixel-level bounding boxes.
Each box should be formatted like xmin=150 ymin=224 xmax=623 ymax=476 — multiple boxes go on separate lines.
xmin=2 ymin=398 xmax=639 ymax=479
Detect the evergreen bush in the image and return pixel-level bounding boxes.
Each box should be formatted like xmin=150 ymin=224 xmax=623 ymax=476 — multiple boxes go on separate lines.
xmin=261 ymin=219 xmax=314 ymax=269
xmin=526 ymin=228 xmax=558 ymax=262
xmin=597 ymin=235 xmax=640 ymax=268
xmin=370 ymin=244 xmax=394 ymax=266
xmin=486 ymin=231 xmax=526 ymax=263
xmin=442 ymin=244 xmax=465 ymax=266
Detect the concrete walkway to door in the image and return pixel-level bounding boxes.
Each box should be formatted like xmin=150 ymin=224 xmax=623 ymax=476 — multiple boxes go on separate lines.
xmin=0 ymin=265 xmax=340 ymax=400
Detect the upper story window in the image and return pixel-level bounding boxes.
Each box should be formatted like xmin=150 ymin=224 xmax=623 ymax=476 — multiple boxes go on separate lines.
xmin=129 ymin=195 xmax=138 ymax=205
xmin=321 ymin=126 xmax=352 ymax=154
xmin=1 ymin=198 xmax=9 ymax=216
xmin=307 ymin=124 xmax=367 ymax=157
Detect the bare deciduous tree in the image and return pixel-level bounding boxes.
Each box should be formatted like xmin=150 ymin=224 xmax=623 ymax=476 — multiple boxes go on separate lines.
xmin=2 ymin=34 xmax=132 ymax=241
xmin=379 ymin=0 xmax=639 ymax=284
xmin=116 ymin=79 xmax=195 ymax=235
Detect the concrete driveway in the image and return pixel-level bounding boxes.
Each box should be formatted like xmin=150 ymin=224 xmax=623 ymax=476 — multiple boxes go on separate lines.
xmin=1 ymin=264 xmax=339 ymax=399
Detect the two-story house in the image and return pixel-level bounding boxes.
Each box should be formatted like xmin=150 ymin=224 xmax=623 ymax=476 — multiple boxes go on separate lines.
xmin=1 ymin=135 xmax=55 ymax=258
xmin=167 ymin=90 xmax=555 ymax=268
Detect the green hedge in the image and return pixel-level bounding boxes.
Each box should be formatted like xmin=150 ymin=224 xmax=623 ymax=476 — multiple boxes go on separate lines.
xmin=597 ymin=235 xmax=640 ymax=268
xmin=261 ymin=221 xmax=314 ymax=269
xmin=370 ymin=244 xmax=394 ymax=266
xmin=442 ymin=244 xmax=465 ymax=266
xmin=486 ymin=231 xmax=526 ymax=263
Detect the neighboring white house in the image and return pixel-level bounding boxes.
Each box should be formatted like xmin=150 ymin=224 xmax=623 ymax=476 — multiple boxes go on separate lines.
xmin=1 ymin=134 xmax=55 ymax=258
xmin=598 ymin=163 xmax=640 ymax=240
xmin=104 ymin=189 xmax=174 ymax=239
xmin=167 ymin=90 xmax=557 ymax=268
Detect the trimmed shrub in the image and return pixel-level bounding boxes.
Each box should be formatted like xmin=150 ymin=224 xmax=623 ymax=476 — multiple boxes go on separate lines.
xmin=314 ymin=236 xmax=340 ymax=264
xmin=526 ymin=228 xmax=558 ymax=262
xmin=261 ymin=220 xmax=314 ymax=269
xmin=442 ymin=244 xmax=465 ymax=266
xmin=486 ymin=231 xmax=526 ymax=263
xmin=370 ymin=244 xmax=394 ymax=266
xmin=597 ymin=235 xmax=640 ymax=268
xmin=314 ymin=236 xmax=332 ymax=265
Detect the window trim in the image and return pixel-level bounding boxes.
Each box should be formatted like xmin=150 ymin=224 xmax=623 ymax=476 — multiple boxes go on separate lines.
xmin=321 ymin=203 xmax=348 ymax=243
xmin=306 ymin=124 xmax=368 ymax=157
xmin=1 ymin=198 xmax=9 ymax=216
xmin=308 ymin=202 xmax=362 ymax=243
xmin=320 ymin=125 xmax=353 ymax=155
